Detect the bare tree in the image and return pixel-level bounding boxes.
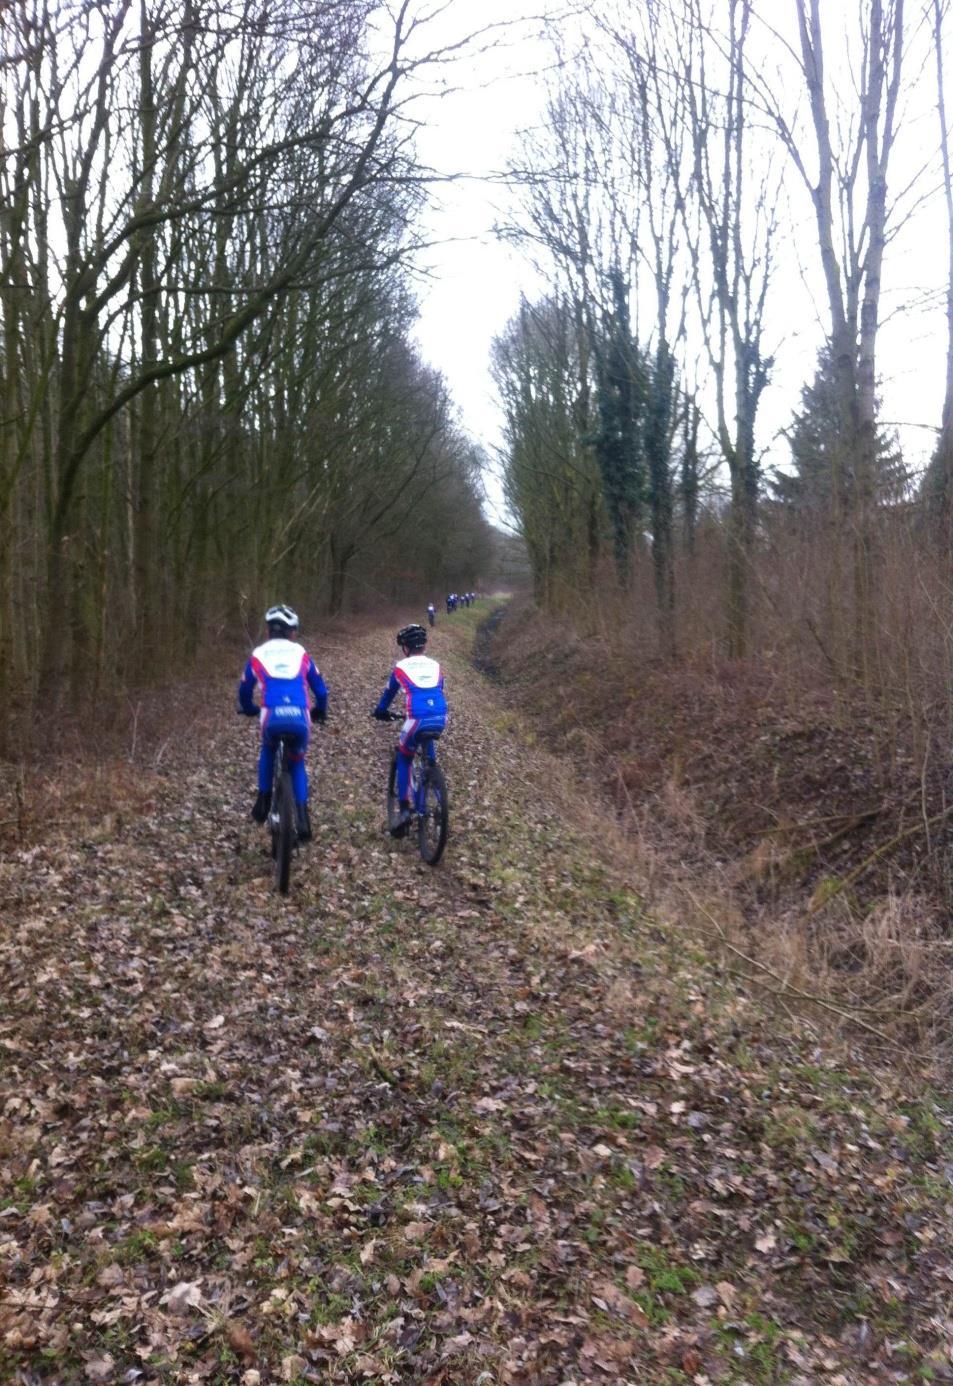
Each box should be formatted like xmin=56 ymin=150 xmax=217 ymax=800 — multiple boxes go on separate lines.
xmin=758 ymin=0 xmax=905 ymax=678
xmin=929 ymin=0 xmax=953 ymax=526
xmin=616 ymin=0 xmax=776 ymax=658
xmin=0 ymin=0 xmax=500 ymax=709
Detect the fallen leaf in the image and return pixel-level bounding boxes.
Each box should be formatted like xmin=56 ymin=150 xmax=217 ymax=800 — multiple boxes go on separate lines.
xmin=161 ymin=1280 xmax=203 ymax=1315
xmin=591 ymin=1278 xmax=650 ymax=1327
xmin=225 ymin=1320 xmax=256 ymax=1362
xmin=716 ymin=1281 xmax=737 ymax=1308
xmin=84 ymin=1355 xmax=115 ymax=1383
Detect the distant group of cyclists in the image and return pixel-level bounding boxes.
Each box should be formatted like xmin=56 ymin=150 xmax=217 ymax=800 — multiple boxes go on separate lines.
xmin=445 ymin=591 xmax=476 ymax=613
xmin=238 ymin=601 xmax=459 ymax=843
xmin=423 ymin=592 xmax=477 ymax=627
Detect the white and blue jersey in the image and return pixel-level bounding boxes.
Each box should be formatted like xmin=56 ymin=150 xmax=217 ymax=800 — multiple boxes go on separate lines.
xmin=375 ymin=654 xmax=447 ymax=751
xmin=238 ymin=638 xmax=327 ymax=726
xmin=238 ymin=639 xmax=327 ymax=800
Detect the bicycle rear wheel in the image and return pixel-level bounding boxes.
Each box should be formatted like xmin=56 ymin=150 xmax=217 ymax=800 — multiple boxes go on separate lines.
xmin=418 ymin=763 xmax=448 ymax=865
xmin=274 ymin=767 xmax=295 ymax=894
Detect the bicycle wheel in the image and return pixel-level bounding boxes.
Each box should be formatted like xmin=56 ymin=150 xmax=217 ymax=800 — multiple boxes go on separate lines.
xmin=418 ymin=763 xmax=448 ymax=865
xmin=275 ymin=767 xmax=295 ymax=894
xmin=386 ymin=752 xmax=406 ymax=835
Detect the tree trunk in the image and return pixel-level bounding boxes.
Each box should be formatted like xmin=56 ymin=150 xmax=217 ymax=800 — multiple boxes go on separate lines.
xmin=932 ymin=0 xmax=953 ymax=531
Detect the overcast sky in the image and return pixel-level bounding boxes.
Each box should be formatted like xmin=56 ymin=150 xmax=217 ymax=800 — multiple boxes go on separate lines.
xmin=399 ymin=1 xmax=951 ymax=526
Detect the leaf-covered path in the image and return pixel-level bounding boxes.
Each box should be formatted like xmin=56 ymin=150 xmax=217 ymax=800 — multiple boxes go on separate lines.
xmin=3 ymin=611 xmax=953 ymax=1384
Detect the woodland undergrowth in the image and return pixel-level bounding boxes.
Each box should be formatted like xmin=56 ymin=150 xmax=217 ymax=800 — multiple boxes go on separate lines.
xmin=486 ymin=594 xmax=953 ymax=1064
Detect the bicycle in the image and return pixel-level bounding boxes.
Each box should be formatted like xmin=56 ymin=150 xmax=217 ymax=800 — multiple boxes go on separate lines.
xmin=376 ymin=712 xmax=449 ymax=865
xmin=242 ymin=711 xmax=318 ymax=894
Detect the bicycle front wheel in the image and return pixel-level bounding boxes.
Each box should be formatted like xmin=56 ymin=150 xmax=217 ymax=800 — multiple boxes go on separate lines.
xmin=386 ymin=752 xmax=404 ymax=835
xmin=418 ymin=763 xmax=448 ymax=865
xmin=275 ymin=768 xmax=295 ymax=894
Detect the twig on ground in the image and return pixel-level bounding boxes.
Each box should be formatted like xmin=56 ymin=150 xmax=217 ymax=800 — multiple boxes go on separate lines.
xmin=804 ymin=804 xmax=953 ymax=914
xmin=685 ymin=889 xmax=901 ymax=1048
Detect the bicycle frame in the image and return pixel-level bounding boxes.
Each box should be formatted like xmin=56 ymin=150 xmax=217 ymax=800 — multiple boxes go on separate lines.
xmin=410 ymin=735 xmax=439 ymax=810
xmin=389 ymin=730 xmax=447 ymax=864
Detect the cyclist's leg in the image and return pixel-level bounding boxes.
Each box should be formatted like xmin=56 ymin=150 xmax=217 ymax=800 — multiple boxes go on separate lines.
xmin=285 ymin=724 xmax=310 ymax=803
xmin=396 ymin=718 xmax=420 ymax=804
xmin=283 ymin=723 xmax=311 ymax=839
xmin=258 ymin=714 xmax=276 ymax=792
xmin=251 ymin=714 xmax=275 ymax=822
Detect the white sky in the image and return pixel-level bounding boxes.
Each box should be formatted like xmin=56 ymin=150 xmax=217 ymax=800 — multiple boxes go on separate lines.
xmin=400 ymin=0 xmax=561 ymax=525
xmin=399 ymin=0 xmax=951 ymax=525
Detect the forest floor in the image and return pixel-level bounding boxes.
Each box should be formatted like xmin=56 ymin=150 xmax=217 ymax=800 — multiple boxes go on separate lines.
xmin=3 ymin=605 xmax=953 ymax=1385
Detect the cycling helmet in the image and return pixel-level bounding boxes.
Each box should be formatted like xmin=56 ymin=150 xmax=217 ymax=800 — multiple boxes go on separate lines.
xmin=265 ymin=603 xmax=299 ymax=636
xmin=397 ymin=623 xmax=427 ymax=651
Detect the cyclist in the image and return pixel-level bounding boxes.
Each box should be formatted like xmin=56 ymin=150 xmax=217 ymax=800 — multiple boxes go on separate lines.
xmin=427 ymin=603 xmax=436 ymax=628
xmin=372 ymin=623 xmax=447 ymax=832
xmin=237 ymin=604 xmax=327 ymax=841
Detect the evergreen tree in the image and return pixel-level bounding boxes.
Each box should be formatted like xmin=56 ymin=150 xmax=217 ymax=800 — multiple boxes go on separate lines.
xmin=772 ymin=346 xmax=905 ymax=517
xmin=590 ymin=269 xmax=648 ymax=586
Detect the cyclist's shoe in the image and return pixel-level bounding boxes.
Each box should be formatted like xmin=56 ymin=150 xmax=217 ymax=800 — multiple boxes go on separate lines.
xmin=251 ymin=790 xmax=272 ymax=823
xmin=295 ymin=801 xmax=313 ymax=842
xmin=390 ymin=801 xmax=413 ymax=836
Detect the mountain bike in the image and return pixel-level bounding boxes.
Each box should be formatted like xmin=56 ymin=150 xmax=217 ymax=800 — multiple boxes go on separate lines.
xmin=241 ymin=712 xmax=302 ymax=894
xmin=377 ymin=713 xmax=449 ymax=865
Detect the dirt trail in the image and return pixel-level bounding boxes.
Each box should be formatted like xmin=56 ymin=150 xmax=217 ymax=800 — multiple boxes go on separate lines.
xmin=2 ymin=609 xmax=953 ymax=1384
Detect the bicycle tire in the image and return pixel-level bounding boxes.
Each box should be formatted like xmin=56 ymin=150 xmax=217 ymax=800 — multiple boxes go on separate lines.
xmin=386 ymin=752 xmax=405 ymax=835
xmin=418 ymin=763 xmax=448 ymax=865
xmin=275 ymin=767 xmax=294 ymax=894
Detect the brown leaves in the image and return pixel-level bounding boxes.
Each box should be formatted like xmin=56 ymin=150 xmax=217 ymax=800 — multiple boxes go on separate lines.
xmin=225 ymin=1320 xmax=256 ymax=1363
xmin=306 ymin=1316 xmax=365 ymax=1357
xmin=403 ymin=1220 xmax=430 ymax=1242
xmin=590 ymin=1279 xmax=650 ymax=1329
xmin=161 ymin=1280 xmax=204 ymax=1315
xmin=2 ymin=621 xmax=952 ymax=1385
xmin=83 ymin=1352 xmax=115 ymax=1382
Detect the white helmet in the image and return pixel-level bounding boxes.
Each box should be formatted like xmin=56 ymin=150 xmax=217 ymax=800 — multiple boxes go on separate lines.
xmin=265 ymin=604 xmax=299 ymax=635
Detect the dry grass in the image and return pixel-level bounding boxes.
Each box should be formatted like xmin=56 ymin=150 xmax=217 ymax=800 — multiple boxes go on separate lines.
xmin=489 ymin=589 xmax=953 ymax=1068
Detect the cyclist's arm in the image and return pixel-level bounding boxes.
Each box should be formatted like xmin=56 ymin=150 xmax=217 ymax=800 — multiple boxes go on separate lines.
xmin=238 ymin=659 xmax=259 ymax=714
xmin=306 ymin=659 xmax=328 ymax=716
xmin=374 ymin=672 xmax=400 ymax=716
